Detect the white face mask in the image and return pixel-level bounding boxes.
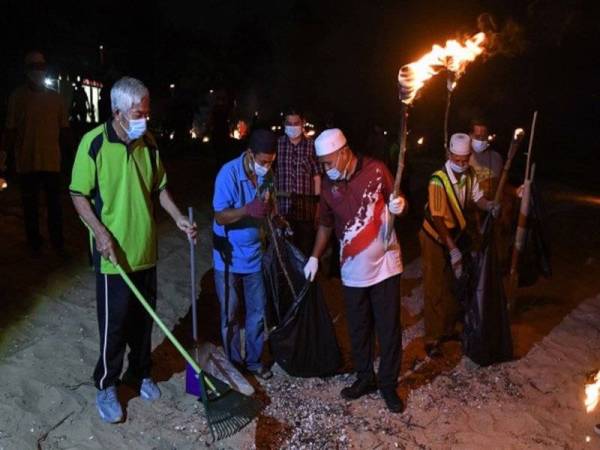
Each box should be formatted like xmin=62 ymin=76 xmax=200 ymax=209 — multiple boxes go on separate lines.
xmin=449 ymin=161 xmax=469 ymax=174
xmin=252 ymin=158 xmax=269 ymax=177
xmin=284 ymin=125 xmax=303 ymax=140
xmin=471 ymin=138 xmax=489 ymax=153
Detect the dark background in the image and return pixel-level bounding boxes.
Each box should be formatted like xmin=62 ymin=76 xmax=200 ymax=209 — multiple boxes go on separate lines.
xmin=0 ymin=0 xmax=597 ymax=187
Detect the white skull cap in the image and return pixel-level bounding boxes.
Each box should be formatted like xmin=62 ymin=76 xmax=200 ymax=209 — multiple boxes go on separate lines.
xmin=449 ymin=133 xmax=471 ymax=156
xmin=315 ymin=128 xmax=347 ymax=157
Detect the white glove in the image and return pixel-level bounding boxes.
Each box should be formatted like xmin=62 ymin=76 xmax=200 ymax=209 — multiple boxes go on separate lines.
xmin=486 ymin=201 xmax=501 ymax=218
xmin=303 ymin=256 xmax=319 ymax=282
xmin=388 ymin=194 xmax=406 ymax=216
xmin=449 ymin=247 xmax=463 ymax=279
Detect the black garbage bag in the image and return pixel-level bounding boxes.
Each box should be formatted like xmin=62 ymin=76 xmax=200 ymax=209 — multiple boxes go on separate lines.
xmin=518 ymin=182 xmax=552 ymax=286
xmin=263 ymin=233 xmax=341 ymax=377
xmin=455 ymin=215 xmax=513 ymax=366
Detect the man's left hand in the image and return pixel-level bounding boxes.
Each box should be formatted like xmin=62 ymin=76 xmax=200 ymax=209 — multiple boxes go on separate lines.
xmin=388 ymin=194 xmax=406 ymax=216
xmin=176 ymin=216 xmax=197 ymax=240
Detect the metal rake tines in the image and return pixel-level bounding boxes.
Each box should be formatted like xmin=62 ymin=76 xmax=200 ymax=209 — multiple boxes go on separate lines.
xmin=208 ymin=412 xmax=256 ymax=440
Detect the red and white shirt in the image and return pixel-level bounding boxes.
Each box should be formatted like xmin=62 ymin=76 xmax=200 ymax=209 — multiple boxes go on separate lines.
xmin=320 ymin=156 xmax=403 ymax=287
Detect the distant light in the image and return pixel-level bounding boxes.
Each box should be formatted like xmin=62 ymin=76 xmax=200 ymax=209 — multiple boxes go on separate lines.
xmin=169 ymin=132 xmax=175 ymax=140
xmin=232 ymin=130 xmax=241 ymax=140
xmin=58 ymin=75 xmax=62 ymax=81
xmin=277 ymin=126 xmax=282 ymax=131
xmin=254 ymin=111 xmax=259 ymax=116
xmin=0 ymin=178 xmax=7 ymax=191
xmin=44 ymin=78 xmax=52 ymax=87
xmin=417 ymin=137 xmax=424 ymax=145
xmin=488 ymin=134 xmax=496 ymax=142
xmin=271 ymin=126 xmax=277 ymax=131
xmin=169 ymin=84 xmax=175 ymax=89
xmin=202 ymin=136 xmax=210 ymax=143
xmin=280 ymin=112 xmax=284 ymax=117
xmin=99 ymin=45 xmax=104 ymax=50
xmin=190 ymin=129 xmax=198 ymax=139
xmin=209 ymin=89 xmax=214 ymax=94
xmin=383 ymin=130 xmax=388 ymax=136
xmin=71 ymin=83 xmax=76 ymax=87
xmin=77 ymin=76 xmax=81 ymax=82
xmin=586 ymin=436 xmax=591 ymax=443
xmin=306 ymin=130 xmax=316 ymax=137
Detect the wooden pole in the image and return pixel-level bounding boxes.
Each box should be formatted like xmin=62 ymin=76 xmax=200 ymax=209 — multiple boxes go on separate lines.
xmin=493 ymin=128 xmax=525 ymax=204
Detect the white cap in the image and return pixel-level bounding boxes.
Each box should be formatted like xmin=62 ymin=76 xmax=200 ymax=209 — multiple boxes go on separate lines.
xmin=449 ymin=133 xmax=471 ymax=156
xmin=315 ymin=128 xmax=347 ymax=157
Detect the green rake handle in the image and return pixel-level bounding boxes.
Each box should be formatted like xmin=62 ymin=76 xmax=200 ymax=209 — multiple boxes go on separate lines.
xmin=82 ymin=221 xmax=217 ymax=393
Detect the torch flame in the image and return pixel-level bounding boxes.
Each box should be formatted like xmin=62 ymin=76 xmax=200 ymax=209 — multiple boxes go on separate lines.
xmin=398 ymin=32 xmax=487 ymax=104
xmin=585 ymin=370 xmax=600 ymax=413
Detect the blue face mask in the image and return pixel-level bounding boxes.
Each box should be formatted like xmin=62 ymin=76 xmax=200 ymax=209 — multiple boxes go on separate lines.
xmin=120 ymin=116 xmax=147 ymax=140
xmin=326 ymin=151 xmax=349 ymax=181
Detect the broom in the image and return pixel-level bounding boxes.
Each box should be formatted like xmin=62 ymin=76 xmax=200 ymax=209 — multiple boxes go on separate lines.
xmin=83 ymin=221 xmax=261 ymax=441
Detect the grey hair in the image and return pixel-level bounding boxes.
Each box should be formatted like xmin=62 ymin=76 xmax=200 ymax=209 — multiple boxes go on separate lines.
xmin=110 ymin=77 xmax=149 ymax=113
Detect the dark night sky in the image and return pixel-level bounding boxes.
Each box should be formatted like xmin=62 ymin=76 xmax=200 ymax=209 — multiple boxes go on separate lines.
xmin=1 ymin=0 xmax=598 ymax=185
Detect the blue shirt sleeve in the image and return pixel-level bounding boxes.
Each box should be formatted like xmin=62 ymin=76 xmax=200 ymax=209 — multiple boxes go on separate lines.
xmin=213 ymin=165 xmax=238 ymax=212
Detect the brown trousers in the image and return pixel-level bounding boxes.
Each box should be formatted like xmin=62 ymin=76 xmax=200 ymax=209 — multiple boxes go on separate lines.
xmin=419 ymin=230 xmax=460 ymax=342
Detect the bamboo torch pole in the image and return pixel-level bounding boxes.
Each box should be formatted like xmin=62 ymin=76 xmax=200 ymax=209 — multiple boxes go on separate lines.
xmin=444 ymin=72 xmax=456 ymax=151
xmin=384 ymin=67 xmax=412 ymax=248
xmin=493 ymin=128 xmax=525 ymax=204
xmin=507 ymin=111 xmax=538 ymax=308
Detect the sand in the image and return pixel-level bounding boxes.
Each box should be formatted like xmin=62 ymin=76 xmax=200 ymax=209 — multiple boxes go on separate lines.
xmin=1 ymin=156 xmax=599 ymax=449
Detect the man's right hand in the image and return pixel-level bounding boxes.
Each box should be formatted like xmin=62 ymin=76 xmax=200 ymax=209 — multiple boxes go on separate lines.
xmin=303 ymin=256 xmax=319 ymax=282
xmin=244 ymin=197 xmax=271 ymax=219
xmin=96 ymin=229 xmax=118 ymax=265
xmin=449 ymin=247 xmax=463 ymax=279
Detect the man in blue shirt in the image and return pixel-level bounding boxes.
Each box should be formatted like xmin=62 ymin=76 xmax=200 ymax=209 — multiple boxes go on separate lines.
xmin=212 ymin=129 xmax=277 ymax=380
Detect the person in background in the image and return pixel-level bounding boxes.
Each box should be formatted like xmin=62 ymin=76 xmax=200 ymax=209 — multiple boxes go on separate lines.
xmin=275 ymin=108 xmax=321 ymax=257
xmin=468 ymin=118 xmax=503 ymax=200
xmin=303 ymin=128 xmax=407 ymax=413
xmin=420 ymin=133 xmax=500 ymax=358
xmin=212 ymin=129 xmax=278 ymax=381
xmin=3 ymin=51 xmax=72 ymax=257
xmin=468 ymin=117 xmax=519 ymax=266
xmin=70 ymin=77 xmax=196 ymax=423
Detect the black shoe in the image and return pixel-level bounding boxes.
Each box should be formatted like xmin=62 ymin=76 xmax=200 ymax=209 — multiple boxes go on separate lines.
xmin=381 ymin=388 xmax=404 ymax=413
xmin=340 ymin=377 xmax=377 ymax=400
xmin=249 ymin=366 xmax=273 ymax=380
xmin=425 ymin=341 xmax=443 ymax=358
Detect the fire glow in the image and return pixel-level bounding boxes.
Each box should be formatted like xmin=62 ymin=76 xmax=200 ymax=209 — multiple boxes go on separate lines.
xmin=398 ymin=32 xmax=487 ymax=104
xmin=585 ymin=370 xmax=600 ymax=413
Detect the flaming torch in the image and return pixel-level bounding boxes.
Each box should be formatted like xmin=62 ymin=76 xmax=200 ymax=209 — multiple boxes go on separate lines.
xmin=385 ymin=31 xmax=488 ymax=246
xmin=585 ymin=370 xmax=600 ymax=413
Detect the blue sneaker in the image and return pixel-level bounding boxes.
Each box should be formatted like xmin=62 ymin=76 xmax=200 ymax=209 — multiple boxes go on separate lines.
xmin=96 ymin=386 xmax=123 ymax=423
xmin=140 ymin=378 xmax=161 ymax=401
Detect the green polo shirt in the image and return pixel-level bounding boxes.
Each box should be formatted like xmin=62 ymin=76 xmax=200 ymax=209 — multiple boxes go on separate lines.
xmin=70 ymin=121 xmax=167 ymax=274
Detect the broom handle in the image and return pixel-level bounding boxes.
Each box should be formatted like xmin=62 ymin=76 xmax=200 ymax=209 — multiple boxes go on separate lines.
xmin=81 ymin=220 xmax=216 ymax=392
xmin=113 ymin=264 xmax=215 ymax=391
xmin=188 ymin=207 xmax=198 ymax=343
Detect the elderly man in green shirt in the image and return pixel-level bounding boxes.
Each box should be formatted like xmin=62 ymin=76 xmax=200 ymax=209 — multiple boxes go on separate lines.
xmin=70 ymin=77 xmax=196 ymax=423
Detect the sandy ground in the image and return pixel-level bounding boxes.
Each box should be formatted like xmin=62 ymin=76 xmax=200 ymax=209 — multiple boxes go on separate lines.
xmin=1 ymin=154 xmax=600 ymax=449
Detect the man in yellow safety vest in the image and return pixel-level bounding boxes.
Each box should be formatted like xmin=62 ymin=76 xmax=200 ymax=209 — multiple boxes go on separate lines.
xmin=420 ymin=133 xmax=500 ymax=358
